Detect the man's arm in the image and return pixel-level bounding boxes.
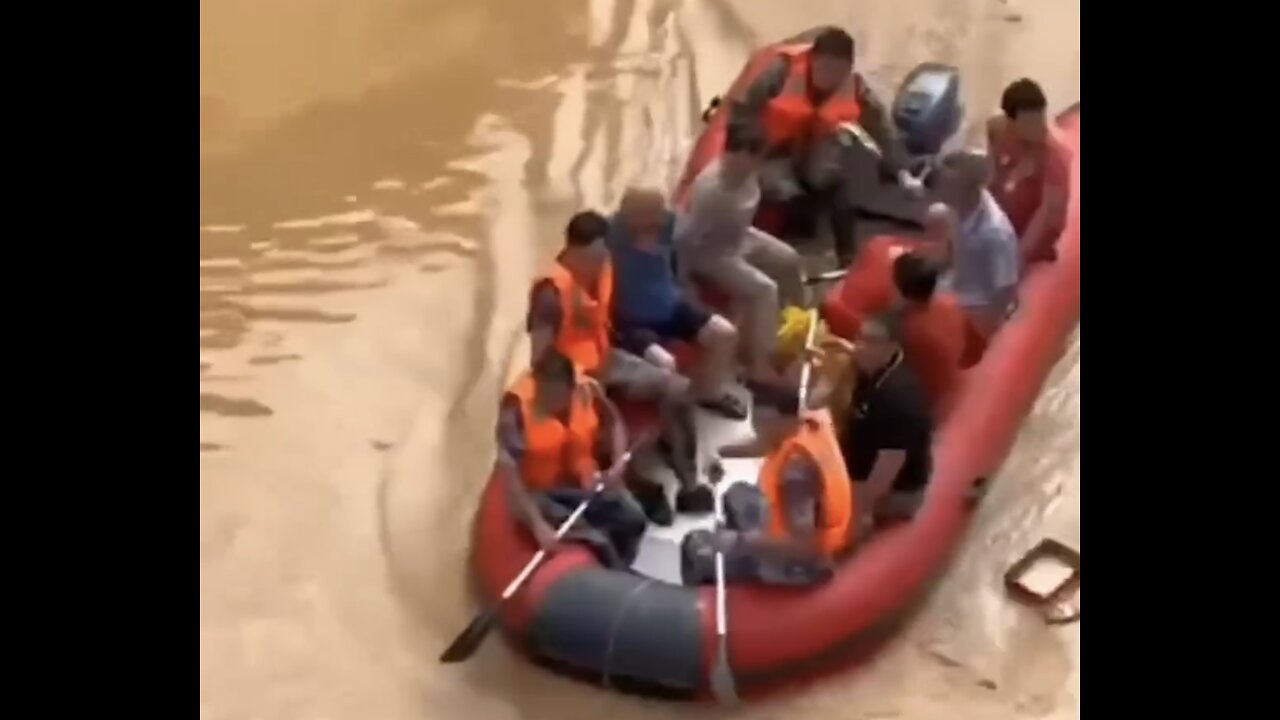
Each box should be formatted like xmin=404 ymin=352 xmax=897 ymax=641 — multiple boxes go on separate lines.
xmin=1019 ymin=156 xmax=1069 ymax=263
xmin=860 ymin=397 xmax=929 ymax=505
xmin=495 ymin=396 xmax=557 ymax=548
xmin=586 ymin=378 xmax=628 ymax=471
xmin=855 ymin=78 xmax=910 ymax=177
xmin=726 ymin=57 xmax=790 ymax=147
xmin=527 ymin=280 xmax=562 ymax=365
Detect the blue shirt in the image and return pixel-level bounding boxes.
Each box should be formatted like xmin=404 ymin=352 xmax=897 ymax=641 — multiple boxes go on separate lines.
xmin=607 ymin=212 xmax=683 ymax=327
xmin=942 ymin=190 xmax=1020 ymax=311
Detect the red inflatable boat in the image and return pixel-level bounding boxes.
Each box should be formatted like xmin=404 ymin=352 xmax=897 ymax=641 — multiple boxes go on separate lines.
xmin=468 ymin=36 xmax=1081 ymax=702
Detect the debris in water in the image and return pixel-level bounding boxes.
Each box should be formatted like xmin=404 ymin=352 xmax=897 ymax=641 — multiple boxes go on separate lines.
xmin=977 ymin=678 xmax=998 ymax=690
xmin=1004 ymin=12 xmax=1023 ymax=23
xmin=371 ymin=440 xmax=394 ymax=452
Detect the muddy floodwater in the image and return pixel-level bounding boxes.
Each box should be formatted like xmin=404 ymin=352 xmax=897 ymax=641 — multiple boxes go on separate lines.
xmin=199 ymin=1 xmax=1080 ymax=718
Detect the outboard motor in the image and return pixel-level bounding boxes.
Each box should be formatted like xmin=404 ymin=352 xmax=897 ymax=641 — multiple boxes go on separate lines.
xmin=891 ymin=63 xmax=963 ymax=177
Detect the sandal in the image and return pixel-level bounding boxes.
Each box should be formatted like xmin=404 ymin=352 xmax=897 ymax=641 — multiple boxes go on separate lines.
xmin=697 ymin=391 xmax=749 ymax=421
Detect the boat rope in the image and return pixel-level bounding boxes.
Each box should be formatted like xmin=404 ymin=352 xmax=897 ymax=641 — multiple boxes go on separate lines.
xmin=600 ymin=576 xmax=659 ymax=689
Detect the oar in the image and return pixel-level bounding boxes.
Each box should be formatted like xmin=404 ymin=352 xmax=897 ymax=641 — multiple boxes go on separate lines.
xmin=797 ymin=308 xmax=820 ymax=411
xmin=708 ymin=463 xmax=739 ymax=703
xmin=804 ymin=268 xmax=849 ymax=286
xmin=438 ymin=438 xmax=649 ymax=664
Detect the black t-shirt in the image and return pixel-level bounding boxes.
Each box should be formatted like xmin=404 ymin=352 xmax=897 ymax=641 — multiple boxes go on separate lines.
xmin=841 ymin=352 xmax=934 ymax=493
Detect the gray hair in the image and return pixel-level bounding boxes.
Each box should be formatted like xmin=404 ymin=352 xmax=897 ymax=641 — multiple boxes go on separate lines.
xmin=939 ymin=150 xmax=993 ymax=188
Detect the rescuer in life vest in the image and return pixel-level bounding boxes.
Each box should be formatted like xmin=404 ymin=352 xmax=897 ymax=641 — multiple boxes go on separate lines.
xmin=526 ymin=210 xmax=710 ymax=517
xmin=726 ymin=26 xmax=921 ymax=266
xmin=494 ymin=348 xmax=650 ymax=570
xmin=680 ymin=403 xmax=862 ymax=587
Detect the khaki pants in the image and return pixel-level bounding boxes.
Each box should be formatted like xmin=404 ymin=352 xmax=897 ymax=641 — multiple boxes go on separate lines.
xmin=683 ymin=228 xmax=803 ymax=369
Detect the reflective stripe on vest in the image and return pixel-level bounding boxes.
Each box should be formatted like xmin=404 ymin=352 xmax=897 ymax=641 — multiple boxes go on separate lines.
xmin=762 ymin=46 xmax=863 ymax=154
xmin=510 ymin=370 xmax=600 ymax=491
xmin=758 ymin=408 xmax=855 ymax=557
xmin=542 ymin=260 xmax=614 ymax=374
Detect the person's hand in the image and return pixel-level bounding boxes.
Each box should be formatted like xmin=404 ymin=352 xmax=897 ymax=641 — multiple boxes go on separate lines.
xmin=803 ymin=346 xmax=827 ymax=367
xmin=603 ymin=461 xmax=629 ymax=489
xmin=533 ymin=522 xmax=559 ymax=552
xmin=706 ymin=457 xmax=726 ymax=485
xmin=898 ymin=170 xmax=925 ymax=197
xmin=711 ymin=528 xmax=739 ymax=554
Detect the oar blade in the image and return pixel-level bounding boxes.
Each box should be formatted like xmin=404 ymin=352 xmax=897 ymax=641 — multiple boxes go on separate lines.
xmin=438 ymin=606 xmax=501 ymax=664
xmin=710 ymin=637 xmax=740 ymax=704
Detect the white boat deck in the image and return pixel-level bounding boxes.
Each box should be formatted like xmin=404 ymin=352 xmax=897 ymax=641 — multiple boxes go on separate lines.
xmin=628 ymin=386 xmax=766 ymax=585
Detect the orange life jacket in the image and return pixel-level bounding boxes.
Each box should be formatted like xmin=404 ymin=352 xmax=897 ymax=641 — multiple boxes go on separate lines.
xmin=758 ymin=409 xmax=855 ymax=557
xmin=540 ymin=260 xmax=614 ymax=374
xmin=761 ymin=44 xmax=864 ymax=155
xmin=508 ymin=370 xmax=600 ymax=492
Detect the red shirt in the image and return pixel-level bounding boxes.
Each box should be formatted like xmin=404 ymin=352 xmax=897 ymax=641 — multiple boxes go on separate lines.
xmin=988 ymin=118 xmax=1073 ymax=263
xmin=821 ymin=235 xmax=923 ymax=340
xmin=901 ymin=297 xmax=968 ymax=419
xmin=820 ymin=236 xmax=971 ymax=418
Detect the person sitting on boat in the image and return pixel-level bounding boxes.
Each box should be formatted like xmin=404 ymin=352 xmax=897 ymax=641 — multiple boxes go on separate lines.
xmin=683 ymin=404 xmax=858 ymax=587
xmin=986 ymin=78 xmax=1072 ymax=268
xmin=675 ymin=126 xmax=804 ymax=385
xmin=495 ymin=348 xmax=649 ymax=569
xmin=933 ymin=152 xmax=1021 ymax=338
xmin=527 ymin=210 xmax=704 ymax=509
xmin=726 ymin=26 xmax=918 ymax=265
xmin=836 ymin=311 xmax=934 ymax=521
xmin=821 ymin=209 xmax=978 ymax=416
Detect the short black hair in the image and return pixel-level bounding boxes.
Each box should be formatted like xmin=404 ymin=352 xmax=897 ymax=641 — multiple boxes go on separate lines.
xmin=811 ymin=27 xmax=855 ymax=62
xmin=565 ymin=210 xmax=608 ymax=247
xmin=892 ymin=252 xmax=939 ymax=303
xmin=724 ymin=125 xmax=765 ymax=156
xmin=1000 ymin=78 xmax=1048 ymax=119
xmin=533 ymin=347 xmax=576 ymax=387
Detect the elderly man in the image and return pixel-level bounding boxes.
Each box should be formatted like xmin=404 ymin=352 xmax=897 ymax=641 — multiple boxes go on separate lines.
xmin=933 ymin=154 xmax=1021 ymax=338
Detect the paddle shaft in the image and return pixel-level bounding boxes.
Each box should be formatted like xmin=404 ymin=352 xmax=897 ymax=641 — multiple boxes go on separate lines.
xmin=797 ymin=309 xmax=820 ymax=411
xmin=500 ymin=443 xmax=645 ymax=601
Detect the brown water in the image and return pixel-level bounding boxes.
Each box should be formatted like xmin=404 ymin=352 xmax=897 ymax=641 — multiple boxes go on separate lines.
xmin=199 ymin=1 xmax=1080 ymax=718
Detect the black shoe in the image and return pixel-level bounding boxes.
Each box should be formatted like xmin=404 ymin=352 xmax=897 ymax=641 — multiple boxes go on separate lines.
xmin=675 ymin=484 xmax=715 ymax=515
xmin=630 ymin=480 xmax=674 ymax=527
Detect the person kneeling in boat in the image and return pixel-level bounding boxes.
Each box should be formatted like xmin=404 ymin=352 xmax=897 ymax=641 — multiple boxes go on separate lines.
xmin=527 ymin=210 xmax=709 ymax=519
xmin=683 ymin=405 xmax=859 ymax=587
xmin=986 ymin=78 xmax=1072 ymax=268
xmin=726 ymin=26 xmax=918 ymax=265
xmin=836 ymin=312 xmax=935 ymax=521
xmin=495 ymin=349 xmax=649 ymax=570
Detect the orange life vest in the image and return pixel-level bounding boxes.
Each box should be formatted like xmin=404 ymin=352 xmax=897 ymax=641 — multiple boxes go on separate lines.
xmin=761 ymin=44 xmax=864 ymax=155
xmin=508 ymin=370 xmax=600 ymax=492
xmin=758 ymin=409 xmax=855 ymax=557
xmin=540 ymin=260 xmax=614 ymax=374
